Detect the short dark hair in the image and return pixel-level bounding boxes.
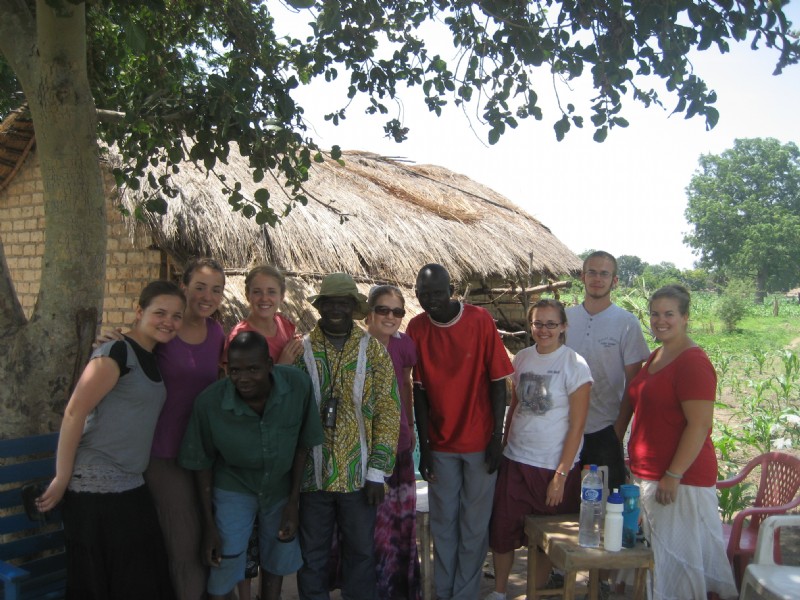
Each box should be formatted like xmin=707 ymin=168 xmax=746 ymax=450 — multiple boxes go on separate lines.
xmin=582 ymin=251 xmax=618 ymax=277
xmin=650 ymin=284 xmax=691 ymax=316
xmin=182 ymin=257 xmax=225 ymax=286
xmin=228 ymin=330 xmax=272 ymax=362
xmin=139 ymin=280 xmax=185 ymax=310
xmin=245 ymin=265 xmax=286 ymax=295
xmin=527 ymin=298 xmax=568 ymax=344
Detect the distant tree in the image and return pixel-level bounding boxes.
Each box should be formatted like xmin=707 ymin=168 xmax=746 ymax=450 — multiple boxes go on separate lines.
xmin=640 ymin=262 xmax=682 ymax=290
xmin=617 ymin=255 xmax=646 ymax=286
xmin=684 ymin=138 xmax=800 ymax=303
xmin=680 ymin=267 xmax=713 ymax=291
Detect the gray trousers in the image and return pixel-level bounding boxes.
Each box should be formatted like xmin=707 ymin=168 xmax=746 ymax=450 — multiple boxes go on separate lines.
xmin=429 ymin=451 xmax=497 ymax=600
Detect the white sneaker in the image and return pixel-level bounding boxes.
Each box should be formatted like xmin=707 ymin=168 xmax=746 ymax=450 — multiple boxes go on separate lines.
xmin=483 ymin=592 xmax=506 ymax=600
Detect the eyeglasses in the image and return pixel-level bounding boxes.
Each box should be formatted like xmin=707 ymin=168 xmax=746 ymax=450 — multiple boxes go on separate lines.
xmin=585 ymin=269 xmax=614 ymax=279
xmin=373 ymin=305 xmax=406 ymax=318
xmin=531 ymin=321 xmax=562 ymax=330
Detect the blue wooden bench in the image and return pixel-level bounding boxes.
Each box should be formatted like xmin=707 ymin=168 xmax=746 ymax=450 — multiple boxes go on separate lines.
xmin=0 ymin=433 xmax=65 ymax=600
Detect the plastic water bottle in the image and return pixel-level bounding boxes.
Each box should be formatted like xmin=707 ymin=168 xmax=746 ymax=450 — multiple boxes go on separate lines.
xmin=603 ymin=488 xmax=624 ymax=551
xmin=620 ymin=484 xmax=641 ymax=549
xmin=578 ymin=464 xmax=603 ymax=548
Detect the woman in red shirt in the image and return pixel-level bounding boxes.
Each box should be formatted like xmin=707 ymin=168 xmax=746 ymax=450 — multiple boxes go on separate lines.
xmin=627 ymin=285 xmax=736 ymax=600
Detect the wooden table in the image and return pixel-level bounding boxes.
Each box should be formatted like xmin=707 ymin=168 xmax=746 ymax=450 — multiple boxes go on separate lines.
xmin=524 ymin=515 xmax=654 ymax=600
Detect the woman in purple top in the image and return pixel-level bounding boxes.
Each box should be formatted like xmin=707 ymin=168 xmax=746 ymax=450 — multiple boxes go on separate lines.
xmin=366 ymin=285 xmax=420 ymax=600
xmin=147 ymin=257 xmax=226 ymax=600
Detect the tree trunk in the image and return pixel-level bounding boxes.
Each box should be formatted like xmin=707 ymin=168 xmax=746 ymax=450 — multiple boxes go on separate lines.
xmin=755 ymin=270 xmax=767 ymax=305
xmin=0 ymin=2 xmax=106 ymax=437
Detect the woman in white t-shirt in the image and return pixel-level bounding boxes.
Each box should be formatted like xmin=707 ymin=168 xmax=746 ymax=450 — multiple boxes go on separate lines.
xmin=485 ymin=299 xmax=593 ymax=600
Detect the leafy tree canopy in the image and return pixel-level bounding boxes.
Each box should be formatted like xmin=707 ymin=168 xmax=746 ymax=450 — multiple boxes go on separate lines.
xmin=684 ymin=137 xmax=800 ymax=295
xmin=1 ymin=0 xmax=798 ymax=225
xmin=616 ymin=254 xmax=645 ymax=286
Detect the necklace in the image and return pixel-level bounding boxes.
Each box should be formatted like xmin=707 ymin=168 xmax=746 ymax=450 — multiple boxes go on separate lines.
xmin=321 ymin=333 xmax=347 ymax=398
xmin=321 ymin=325 xmax=351 ymax=338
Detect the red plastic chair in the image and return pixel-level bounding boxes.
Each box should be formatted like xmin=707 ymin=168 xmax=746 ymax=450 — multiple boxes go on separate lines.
xmin=715 ymin=451 xmax=800 ymax=590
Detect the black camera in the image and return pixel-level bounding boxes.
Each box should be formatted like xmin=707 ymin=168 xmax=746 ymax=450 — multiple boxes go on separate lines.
xmin=323 ymin=396 xmax=339 ymax=428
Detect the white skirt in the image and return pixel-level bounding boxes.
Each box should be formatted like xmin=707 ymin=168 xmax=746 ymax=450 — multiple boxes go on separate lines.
xmin=638 ymin=479 xmax=738 ymax=600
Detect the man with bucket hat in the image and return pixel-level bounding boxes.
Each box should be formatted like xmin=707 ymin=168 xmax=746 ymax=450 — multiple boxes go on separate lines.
xmin=295 ymin=273 xmax=400 ymax=600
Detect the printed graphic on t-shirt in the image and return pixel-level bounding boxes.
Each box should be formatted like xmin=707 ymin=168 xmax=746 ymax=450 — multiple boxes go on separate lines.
xmin=598 ymin=336 xmax=619 ymax=349
xmin=517 ymin=372 xmax=553 ymax=415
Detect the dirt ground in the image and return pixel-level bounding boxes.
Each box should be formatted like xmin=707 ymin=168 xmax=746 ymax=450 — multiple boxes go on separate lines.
xmin=258 ymin=550 xmax=638 ymax=600
xmin=252 ymin=550 xmax=644 ymax=600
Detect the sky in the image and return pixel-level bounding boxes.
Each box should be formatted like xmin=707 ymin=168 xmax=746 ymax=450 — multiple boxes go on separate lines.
xmin=278 ymin=4 xmax=800 ymax=270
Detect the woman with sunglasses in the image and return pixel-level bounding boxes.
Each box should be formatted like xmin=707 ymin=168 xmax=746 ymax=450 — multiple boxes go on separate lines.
xmin=485 ymin=299 xmax=592 ymax=600
xmin=366 ymin=285 xmax=421 ymax=600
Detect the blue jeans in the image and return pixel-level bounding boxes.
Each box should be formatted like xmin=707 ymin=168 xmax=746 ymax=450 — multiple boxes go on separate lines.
xmin=297 ymin=490 xmax=377 ymax=600
xmin=208 ymin=488 xmax=301 ymax=596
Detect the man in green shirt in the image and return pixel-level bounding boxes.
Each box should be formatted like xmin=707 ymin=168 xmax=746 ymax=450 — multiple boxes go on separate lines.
xmin=180 ymin=331 xmax=323 ymax=600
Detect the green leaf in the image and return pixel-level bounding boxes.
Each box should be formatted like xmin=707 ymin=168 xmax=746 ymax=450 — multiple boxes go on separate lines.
xmin=254 ymin=188 xmax=270 ymax=205
xmin=146 ymin=196 xmax=168 ymax=214
xmin=593 ymin=126 xmax=608 ymax=143
xmin=125 ymin=22 xmax=148 ymax=54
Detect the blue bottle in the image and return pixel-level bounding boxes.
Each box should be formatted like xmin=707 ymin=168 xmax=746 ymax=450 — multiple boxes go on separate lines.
xmin=578 ymin=464 xmax=603 ymax=548
xmin=620 ymin=484 xmax=641 ymax=549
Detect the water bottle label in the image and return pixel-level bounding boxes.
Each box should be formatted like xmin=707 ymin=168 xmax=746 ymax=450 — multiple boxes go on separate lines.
xmin=582 ymin=488 xmax=601 ymax=502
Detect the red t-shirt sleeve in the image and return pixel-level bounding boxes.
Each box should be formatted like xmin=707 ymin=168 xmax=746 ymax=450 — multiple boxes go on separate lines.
xmin=675 ymin=351 xmax=716 ymax=403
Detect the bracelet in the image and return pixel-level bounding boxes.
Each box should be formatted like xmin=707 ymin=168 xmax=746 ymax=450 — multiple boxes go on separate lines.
xmin=555 ymin=470 xmax=568 ymax=478
xmin=665 ymin=469 xmax=683 ymax=479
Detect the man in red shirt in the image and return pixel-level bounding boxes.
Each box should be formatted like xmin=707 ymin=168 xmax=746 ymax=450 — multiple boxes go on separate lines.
xmin=408 ymin=264 xmax=513 ymax=600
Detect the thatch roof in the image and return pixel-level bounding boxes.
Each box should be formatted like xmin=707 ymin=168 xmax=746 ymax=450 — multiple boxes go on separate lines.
xmin=0 ymin=108 xmax=35 ymax=193
xmin=0 ymin=108 xmax=580 ymax=336
xmin=118 ymin=145 xmax=581 ymax=286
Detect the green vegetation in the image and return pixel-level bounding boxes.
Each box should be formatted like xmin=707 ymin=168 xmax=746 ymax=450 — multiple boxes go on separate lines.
xmin=684 ymin=138 xmax=800 ymax=300
xmin=715 ymin=280 xmax=752 ymax=333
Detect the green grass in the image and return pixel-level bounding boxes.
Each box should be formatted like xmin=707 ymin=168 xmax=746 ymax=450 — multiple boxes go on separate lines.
xmin=616 ymin=291 xmax=800 ymax=355
xmin=693 ymin=296 xmax=800 ymax=354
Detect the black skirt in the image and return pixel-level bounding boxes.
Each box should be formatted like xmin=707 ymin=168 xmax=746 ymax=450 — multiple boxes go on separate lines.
xmin=62 ymin=485 xmax=176 ymax=600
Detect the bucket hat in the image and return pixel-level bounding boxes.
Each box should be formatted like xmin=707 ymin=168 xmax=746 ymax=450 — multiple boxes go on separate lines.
xmin=308 ymin=273 xmax=370 ymax=320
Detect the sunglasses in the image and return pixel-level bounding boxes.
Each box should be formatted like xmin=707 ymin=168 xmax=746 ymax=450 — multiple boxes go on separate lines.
xmin=373 ymin=305 xmax=406 ymax=318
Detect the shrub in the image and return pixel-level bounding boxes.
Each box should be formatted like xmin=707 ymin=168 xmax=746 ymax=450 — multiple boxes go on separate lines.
xmin=716 ymin=281 xmax=750 ymax=332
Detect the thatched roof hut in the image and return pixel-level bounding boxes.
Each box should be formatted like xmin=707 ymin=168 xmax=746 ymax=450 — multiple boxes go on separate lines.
xmin=120 ymin=145 xmax=580 ymax=327
xmin=0 ymin=109 xmax=35 ymax=193
xmin=123 ymin=146 xmax=579 ymax=281
xmin=1 ymin=107 xmax=580 ymax=338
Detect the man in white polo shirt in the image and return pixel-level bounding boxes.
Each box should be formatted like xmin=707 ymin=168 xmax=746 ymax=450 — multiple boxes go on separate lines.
xmin=566 ymin=251 xmax=650 ymax=491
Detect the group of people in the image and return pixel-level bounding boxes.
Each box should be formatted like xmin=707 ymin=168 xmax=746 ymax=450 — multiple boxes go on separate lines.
xmin=36 ymin=252 xmax=738 ymax=600
xmin=484 ymin=251 xmax=737 ymax=600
